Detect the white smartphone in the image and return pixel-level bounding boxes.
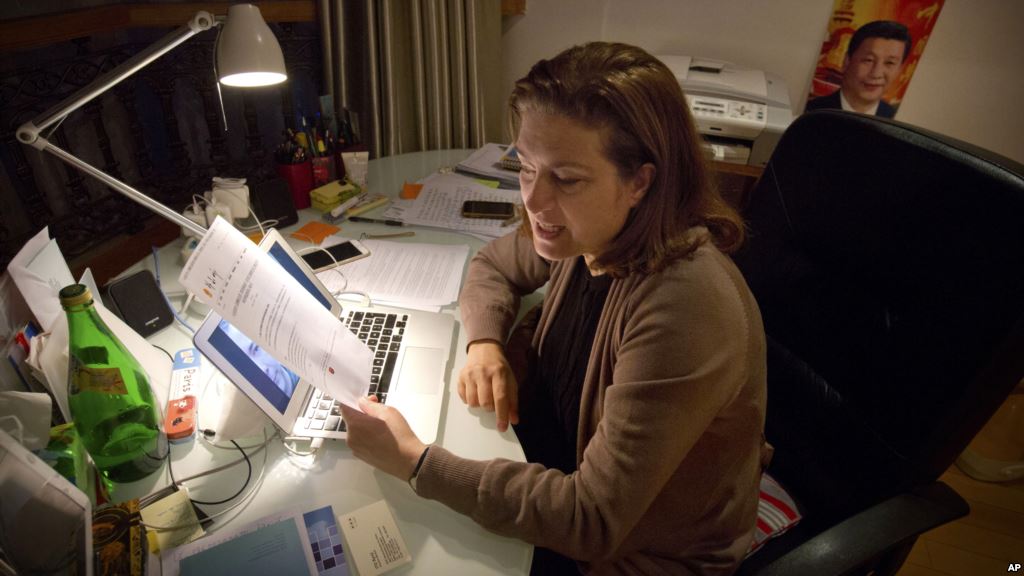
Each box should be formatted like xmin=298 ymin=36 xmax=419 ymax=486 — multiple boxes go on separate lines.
xmin=300 ymin=239 xmax=370 ymax=272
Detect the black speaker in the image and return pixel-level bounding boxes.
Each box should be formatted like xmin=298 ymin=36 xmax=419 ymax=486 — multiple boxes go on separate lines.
xmin=251 ymin=177 xmax=298 ymax=228
xmin=105 ymin=270 xmax=174 ymax=337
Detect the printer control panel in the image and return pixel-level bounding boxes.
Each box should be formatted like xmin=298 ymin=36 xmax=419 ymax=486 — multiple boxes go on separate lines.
xmin=685 ymin=94 xmax=767 ymax=140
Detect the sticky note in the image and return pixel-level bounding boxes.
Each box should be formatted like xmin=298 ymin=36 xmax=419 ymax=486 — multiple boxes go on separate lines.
xmin=400 ymin=182 xmax=423 ymax=199
xmin=291 ymin=221 xmax=340 ymax=244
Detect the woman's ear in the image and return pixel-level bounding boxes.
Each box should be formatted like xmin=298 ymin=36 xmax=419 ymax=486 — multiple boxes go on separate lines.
xmin=628 ymin=163 xmax=656 ymax=207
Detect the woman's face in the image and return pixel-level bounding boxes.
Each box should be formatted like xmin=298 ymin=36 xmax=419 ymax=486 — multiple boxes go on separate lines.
xmin=515 ymin=111 xmax=651 ymax=270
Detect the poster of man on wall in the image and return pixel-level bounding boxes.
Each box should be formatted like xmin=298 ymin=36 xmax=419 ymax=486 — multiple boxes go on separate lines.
xmin=805 ymin=0 xmax=945 ymax=118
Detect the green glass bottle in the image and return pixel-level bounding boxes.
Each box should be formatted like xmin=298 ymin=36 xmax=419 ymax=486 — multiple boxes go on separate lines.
xmin=60 ymin=284 xmax=167 ymax=483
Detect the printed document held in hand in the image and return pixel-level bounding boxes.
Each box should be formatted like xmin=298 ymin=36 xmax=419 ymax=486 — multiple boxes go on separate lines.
xmin=179 ymin=217 xmax=372 ymax=410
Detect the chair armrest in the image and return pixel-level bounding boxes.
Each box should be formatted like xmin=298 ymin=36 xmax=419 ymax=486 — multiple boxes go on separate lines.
xmin=754 ymin=481 xmax=968 ymax=576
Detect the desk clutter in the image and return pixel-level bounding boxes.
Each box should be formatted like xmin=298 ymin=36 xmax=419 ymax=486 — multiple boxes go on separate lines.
xmin=274 ymin=103 xmax=367 ymax=212
xmin=0 ymin=142 xmax=536 ymax=575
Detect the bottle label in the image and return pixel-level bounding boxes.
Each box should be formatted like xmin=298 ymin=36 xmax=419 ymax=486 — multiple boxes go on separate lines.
xmin=71 ymin=360 xmax=128 ymax=395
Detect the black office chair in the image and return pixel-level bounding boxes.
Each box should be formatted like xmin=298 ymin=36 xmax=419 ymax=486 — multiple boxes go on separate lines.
xmin=732 ymin=110 xmax=1024 ymax=576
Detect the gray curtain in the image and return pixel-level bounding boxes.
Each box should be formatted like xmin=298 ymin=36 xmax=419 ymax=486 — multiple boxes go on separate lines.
xmin=319 ymin=0 xmax=503 ymax=159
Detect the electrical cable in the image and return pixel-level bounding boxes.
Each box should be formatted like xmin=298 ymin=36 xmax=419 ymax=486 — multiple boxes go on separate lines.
xmin=139 ymin=428 xmax=271 ymax=532
xmin=294 ymin=242 xmax=350 ymax=294
xmin=151 ymin=246 xmax=195 ymax=333
xmin=173 ymin=429 xmax=275 ymax=485
xmin=334 ymin=290 xmax=373 ymax=307
xmin=152 ymin=344 xmax=174 ymax=363
xmin=186 ymin=439 xmax=252 ymax=506
xmin=211 ymin=21 xmax=229 ymax=132
xmin=281 ymin=436 xmax=320 ymax=457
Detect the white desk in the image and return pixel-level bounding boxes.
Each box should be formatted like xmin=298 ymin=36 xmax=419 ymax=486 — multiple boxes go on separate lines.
xmin=113 ymin=150 xmax=533 ymax=575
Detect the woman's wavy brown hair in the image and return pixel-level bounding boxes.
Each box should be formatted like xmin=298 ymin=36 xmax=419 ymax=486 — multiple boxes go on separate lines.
xmin=509 ymin=42 xmax=744 ymax=277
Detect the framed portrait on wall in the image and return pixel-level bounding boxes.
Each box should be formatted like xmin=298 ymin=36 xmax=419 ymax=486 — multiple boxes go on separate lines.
xmin=806 ymin=0 xmax=945 ymax=119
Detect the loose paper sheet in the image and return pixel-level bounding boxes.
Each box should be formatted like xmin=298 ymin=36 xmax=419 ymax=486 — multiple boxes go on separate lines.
xmin=179 ymin=217 xmax=372 ymax=409
xmin=381 ymin=173 xmax=521 ymax=238
xmin=7 ymin=227 xmax=75 ymax=332
xmin=317 ymin=239 xmax=468 ymax=309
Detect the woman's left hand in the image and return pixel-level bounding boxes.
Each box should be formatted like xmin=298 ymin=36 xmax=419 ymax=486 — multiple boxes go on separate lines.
xmin=339 ymin=396 xmax=428 ymax=481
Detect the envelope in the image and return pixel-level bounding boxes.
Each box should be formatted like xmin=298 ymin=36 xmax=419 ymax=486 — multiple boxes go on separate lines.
xmin=7 ymin=227 xmax=75 ymax=333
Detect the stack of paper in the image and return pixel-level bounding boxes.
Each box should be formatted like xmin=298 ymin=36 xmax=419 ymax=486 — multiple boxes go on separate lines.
xmin=381 ymin=173 xmax=521 ymax=240
xmin=317 ymin=239 xmax=469 ymax=313
xmin=455 ymin=143 xmax=521 ymax=187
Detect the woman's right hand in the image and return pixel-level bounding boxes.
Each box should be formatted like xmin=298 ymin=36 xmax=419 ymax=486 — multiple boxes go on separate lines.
xmin=458 ymin=340 xmax=519 ymax=432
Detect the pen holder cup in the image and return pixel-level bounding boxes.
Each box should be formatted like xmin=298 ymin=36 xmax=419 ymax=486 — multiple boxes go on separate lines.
xmin=276 ymin=160 xmax=313 ymax=210
xmin=311 ymin=157 xmax=334 ymax=187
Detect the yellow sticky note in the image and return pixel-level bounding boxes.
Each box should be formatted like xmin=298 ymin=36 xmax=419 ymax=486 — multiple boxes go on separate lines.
xmin=473 ymin=178 xmax=501 ymax=188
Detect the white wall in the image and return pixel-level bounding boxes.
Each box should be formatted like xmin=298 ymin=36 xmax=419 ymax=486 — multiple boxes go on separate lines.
xmin=501 ymin=0 xmax=1024 ymax=164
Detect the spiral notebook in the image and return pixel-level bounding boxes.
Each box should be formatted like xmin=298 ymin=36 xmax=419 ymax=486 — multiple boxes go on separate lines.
xmin=499 ymin=146 xmax=522 ymax=171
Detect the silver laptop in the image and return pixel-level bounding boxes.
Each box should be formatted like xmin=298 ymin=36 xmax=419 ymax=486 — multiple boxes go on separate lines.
xmin=193 ymin=229 xmax=456 ymax=444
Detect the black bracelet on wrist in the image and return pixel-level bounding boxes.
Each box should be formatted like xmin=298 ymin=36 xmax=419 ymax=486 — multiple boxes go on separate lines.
xmin=410 ymin=445 xmax=430 ymax=482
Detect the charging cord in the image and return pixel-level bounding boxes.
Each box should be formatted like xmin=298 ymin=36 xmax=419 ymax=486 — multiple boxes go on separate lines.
xmin=281 ymin=436 xmax=323 ymax=457
xmin=139 ymin=427 xmax=272 ymax=532
xmin=151 ymin=246 xmax=195 ymax=334
xmin=295 ymin=242 xmax=350 ymax=293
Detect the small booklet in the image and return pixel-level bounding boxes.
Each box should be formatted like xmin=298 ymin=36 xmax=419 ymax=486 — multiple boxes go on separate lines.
xmin=338 ymin=500 xmax=412 ymax=576
xmin=163 ymin=505 xmax=348 ymax=576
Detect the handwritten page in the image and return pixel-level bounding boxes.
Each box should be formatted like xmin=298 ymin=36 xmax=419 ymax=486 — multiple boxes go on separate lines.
xmin=382 ymin=173 xmax=521 ymax=238
xmin=179 ymin=217 xmax=371 ymax=409
xmin=317 ymin=240 xmax=468 ymax=309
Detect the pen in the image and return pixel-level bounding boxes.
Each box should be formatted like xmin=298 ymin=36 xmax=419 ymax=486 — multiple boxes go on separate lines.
xmin=349 ymin=216 xmax=405 ymax=226
xmin=329 ymin=193 xmax=367 ymax=218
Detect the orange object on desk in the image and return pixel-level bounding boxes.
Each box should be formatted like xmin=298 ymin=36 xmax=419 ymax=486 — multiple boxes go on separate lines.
xmin=291 ymin=221 xmax=340 ymax=244
xmin=401 ymin=182 xmax=423 ymax=199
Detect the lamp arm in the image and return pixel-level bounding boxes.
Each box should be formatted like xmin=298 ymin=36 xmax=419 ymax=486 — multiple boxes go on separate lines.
xmin=17 ymin=11 xmax=217 ymax=147
xmin=46 ymin=142 xmax=207 ymax=237
xmin=15 ymin=11 xmax=217 ymax=238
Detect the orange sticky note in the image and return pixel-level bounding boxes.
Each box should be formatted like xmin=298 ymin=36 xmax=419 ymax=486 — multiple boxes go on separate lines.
xmin=291 ymin=221 xmax=340 ymax=244
xmin=401 ymin=182 xmax=423 ymax=199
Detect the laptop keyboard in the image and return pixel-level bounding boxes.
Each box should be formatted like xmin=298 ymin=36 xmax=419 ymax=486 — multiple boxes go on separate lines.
xmin=302 ymin=310 xmax=408 ymax=433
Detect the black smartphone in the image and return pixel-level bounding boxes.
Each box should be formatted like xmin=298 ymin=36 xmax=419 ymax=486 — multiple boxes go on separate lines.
xmin=300 ymin=239 xmax=370 ymax=272
xmin=461 ymin=200 xmax=516 ymax=219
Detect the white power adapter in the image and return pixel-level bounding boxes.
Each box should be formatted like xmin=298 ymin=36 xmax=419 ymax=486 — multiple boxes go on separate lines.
xmin=212 ymin=177 xmax=250 ymax=223
xmin=204 ymin=198 xmax=233 ymax=227
xmin=181 ymin=199 xmax=207 ymax=239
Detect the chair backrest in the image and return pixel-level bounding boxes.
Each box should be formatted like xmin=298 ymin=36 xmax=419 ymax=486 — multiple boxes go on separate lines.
xmin=733 ymin=110 xmax=1024 ymax=525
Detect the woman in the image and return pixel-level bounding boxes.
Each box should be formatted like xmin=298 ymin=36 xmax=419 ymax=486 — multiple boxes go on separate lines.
xmin=340 ymin=42 xmax=768 ymax=575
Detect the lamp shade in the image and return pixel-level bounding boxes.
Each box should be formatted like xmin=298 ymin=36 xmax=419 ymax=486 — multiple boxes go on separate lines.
xmin=217 ymin=4 xmax=287 ymax=87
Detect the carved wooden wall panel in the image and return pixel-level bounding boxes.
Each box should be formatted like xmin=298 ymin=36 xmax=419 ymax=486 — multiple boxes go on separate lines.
xmin=0 ymin=20 xmax=321 ymax=273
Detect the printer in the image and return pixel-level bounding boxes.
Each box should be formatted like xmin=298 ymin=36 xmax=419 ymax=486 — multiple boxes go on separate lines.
xmin=658 ymin=56 xmax=793 ymax=166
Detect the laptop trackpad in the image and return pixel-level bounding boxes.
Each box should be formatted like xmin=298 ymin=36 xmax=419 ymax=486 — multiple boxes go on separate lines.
xmin=397 ymin=347 xmax=445 ymax=394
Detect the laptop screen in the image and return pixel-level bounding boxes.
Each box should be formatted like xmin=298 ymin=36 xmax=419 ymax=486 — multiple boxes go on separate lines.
xmin=203 ymin=238 xmax=333 ymax=414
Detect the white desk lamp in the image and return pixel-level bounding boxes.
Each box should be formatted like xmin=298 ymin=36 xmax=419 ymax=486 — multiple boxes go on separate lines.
xmin=15 ymin=4 xmax=288 ymax=239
